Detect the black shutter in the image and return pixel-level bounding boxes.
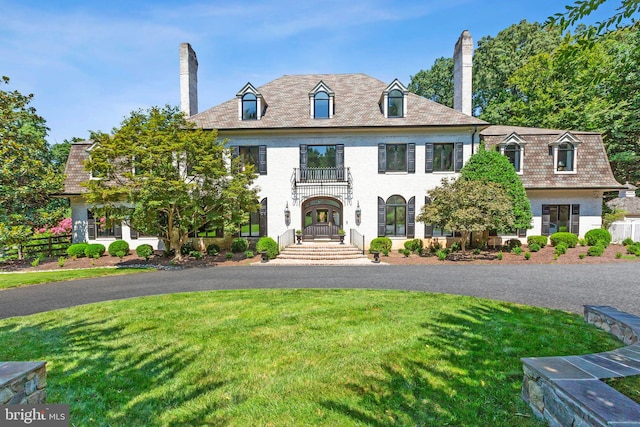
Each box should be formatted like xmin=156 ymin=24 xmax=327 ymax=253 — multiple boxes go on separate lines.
xmin=114 ymin=221 xmax=122 ymax=239
xmin=454 ymin=142 xmax=463 ymax=172
xmin=336 ymin=144 xmax=344 ymax=181
xmin=571 ymin=204 xmax=580 ymax=235
xmin=541 ymin=205 xmax=550 ymax=236
xmin=87 ymin=213 xmax=96 ymax=240
xmin=259 ymin=198 xmax=268 ymax=236
xmin=425 ymin=143 xmax=434 ymax=173
xmin=130 ymin=227 xmax=138 ymax=240
xmin=378 ymin=197 xmax=386 ymax=236
xmin=424 ymin=196 xmax=433 ymax=237
xmin=258 ymin=145 xmax=267 ymax=175
xmin=407 ymin=196 xmax=415 ymax=238
xmin=408 ymin=143 xmax=415 ymax=173
xmin=378 ymin=144 xmax=386 ymax=173
xmin=299 ymin=145 xmax=308 ymax=181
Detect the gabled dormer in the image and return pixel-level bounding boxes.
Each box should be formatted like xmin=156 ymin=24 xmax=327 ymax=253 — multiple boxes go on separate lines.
xmin=380 ymin=79 xmax=408 ymax=118
xmin=309 ymin=81 xmax=335 ymax=119
xmin=549 ymin=132 xmax=581 ymax=174
xmin=498 ymin=132 xmax=527 ymax=174
xmin=237 ymin=83 xmax=267 ymax=120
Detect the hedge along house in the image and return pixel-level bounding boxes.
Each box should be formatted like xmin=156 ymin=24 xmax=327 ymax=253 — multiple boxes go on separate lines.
xmin=62 ymin=31 xmax=622 ymax=250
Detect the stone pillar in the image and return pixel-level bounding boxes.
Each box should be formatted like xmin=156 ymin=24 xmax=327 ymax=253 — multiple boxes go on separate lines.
xmin=180 ymin=43 xmax=198 ymax=117
xmin=453 ymin=30 xmax=473 ymax=116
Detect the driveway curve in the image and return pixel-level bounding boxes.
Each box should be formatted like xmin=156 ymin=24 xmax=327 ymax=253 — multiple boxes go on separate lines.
xmin=1 ymin=263 xmax=639 ymax=320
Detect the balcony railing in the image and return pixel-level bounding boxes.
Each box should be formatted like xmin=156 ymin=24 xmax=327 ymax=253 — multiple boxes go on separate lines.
xmin=293 ymin=167 xmax=348 ymax=184
xmin=291 ymin=167 xmax=353 ymax=201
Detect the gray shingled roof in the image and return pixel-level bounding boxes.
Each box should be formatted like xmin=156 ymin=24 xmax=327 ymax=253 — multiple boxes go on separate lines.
xmin=189 ymin=73 xmax=487 ymax=130
xmin=63 ymin=141 xmax=92 ymax=194
xmin=481 ymin=125 xmax=622 ymax=190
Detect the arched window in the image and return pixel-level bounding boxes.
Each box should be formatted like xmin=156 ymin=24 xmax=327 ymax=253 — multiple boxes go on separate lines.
xmin=242 ymin=93 xmax=257 ymax=120
xmin=385 ymin=195 xmax=406 ymax=236
xmin=388 ymin=89 xmax=403 ymax=118
xmin=504 ymin=143 xmax=521 ymax=172
xmin=557 ymin=142 xmax=574 ymax=171
xmin=314 ymin=91 xmax=329 ymax=119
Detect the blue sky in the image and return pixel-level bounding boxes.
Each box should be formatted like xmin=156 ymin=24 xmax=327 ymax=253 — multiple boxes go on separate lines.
xmin=0 ymin=0 xmax=617 ymax=145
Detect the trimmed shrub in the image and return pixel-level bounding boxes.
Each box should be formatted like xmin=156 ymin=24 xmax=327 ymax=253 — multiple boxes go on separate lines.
xmin=622 ymin=237 xmax=634 ymax=246
xmin=616 ymin=252 xmax=622 ymax=259
xmin=587 ymin=244 xmax=605 ymax=257
xmin=511 ymin=246 xmax=522 ymax=255
xmin=256 ymin=237 xmax=278 ymax=259
xmin=584 ymin=229 xmax=612 ymax=248
xmin=370 ymin=237 xmax=392 ymax=256
xmin=524 ymin=251 xmax=531 ymax=260
xmin=108 ymin=240 xmax=130 ymax=257
xmin=579 ymin=253 xmax=586 ymax=259
xmin=554 ymin=242 xmax=568 ymax=256
xmin=527 ymin=235 xmax=548 ymax=248
xmin=231 ymin=238 xmax=249 ymax=253
xmin=67 ymin=243 xmax=88 ymax=258
xmin=85 ymin=243 xmax=106 ymax=258
xmin=627 ymin=243 xmax=640 ymax=256
xmin=206 ymin=243 xmax=221 ymax=256
xmin=245 ymin=250 xmax=254 ymax=258
xmin=506 ymin=239 xmax=522 ymax=249
xmin=136 ymin=244 xmax=154 ymax=260
xmin=402 ymin=248 xmax=411 ymax=257
xmin=549 ymin=232 xmax=578 ymax=248
xmin=180 ymin=242 xmax=195 ymax=255
xmin=528 ymin=243 xmax=541 ymax=252
xmin=436 ymin=249 xmax=448 ymax=261
xmin=404 ymin=238 xmax=423 ymax=252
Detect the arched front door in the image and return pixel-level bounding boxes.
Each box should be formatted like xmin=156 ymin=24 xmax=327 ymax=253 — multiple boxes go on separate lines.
xmin=302 ymin=198 xmax=342 ymax=240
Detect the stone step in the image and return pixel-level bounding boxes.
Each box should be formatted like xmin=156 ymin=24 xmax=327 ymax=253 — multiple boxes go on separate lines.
xmin=278 ymin=243 xmax=367 ymax=261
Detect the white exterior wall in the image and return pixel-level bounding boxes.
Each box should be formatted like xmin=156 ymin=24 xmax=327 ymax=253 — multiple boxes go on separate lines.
xmin=224 ymin=128 xmax=477 ymax=249
xmin=527 ymin=190 xmax=603 ymax=238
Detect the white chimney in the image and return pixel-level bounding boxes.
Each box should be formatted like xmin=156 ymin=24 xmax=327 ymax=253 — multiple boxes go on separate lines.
xmin=180 ymin=43 xmax=198 ymax=117
xmin=453 ymin=30 xmax=473 ymax=116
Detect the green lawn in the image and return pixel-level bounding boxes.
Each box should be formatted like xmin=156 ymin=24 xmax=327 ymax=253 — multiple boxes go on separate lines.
xmin=0 ymin=268 xmax=153 ymax=290
xmin=0 ymin=289 xmax=624 ymax=426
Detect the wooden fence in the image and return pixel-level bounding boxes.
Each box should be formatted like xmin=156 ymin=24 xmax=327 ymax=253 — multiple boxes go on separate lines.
xmin=1 ymin=234 xmax=72 ymax=259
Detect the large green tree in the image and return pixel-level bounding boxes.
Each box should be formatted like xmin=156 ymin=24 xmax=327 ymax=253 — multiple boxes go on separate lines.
xmin=0 ymin=76 xmax=64 ymax=257
xmin=407 ymin=57 xmax=454 ymax=108
xmin=460 ymin=146 xmax=532 ymax=231
xmin=417 ymin=178 xmax=515 ymax=254
xmin=548 ymin=0 xmax=640 ymax=38
xmin=83 ymin=105 xmax=258 ymax=260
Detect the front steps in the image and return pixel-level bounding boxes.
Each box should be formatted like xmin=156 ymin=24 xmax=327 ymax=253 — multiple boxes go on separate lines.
xmin=277 ymin=242 xmax=367 ymax=261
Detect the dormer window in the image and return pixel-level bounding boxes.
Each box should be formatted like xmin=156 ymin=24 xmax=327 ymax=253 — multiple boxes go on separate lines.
xmin=242 ymin=93 xmax=257 ymax=120
xmin=380 ymin=79 xmax=408 ymax=118
xmin=498 ymin=132 xmax=526 ymax=174
xmin=309 ymin=81 xmax=334 ymax=119
xmin=388 ymin=90 xmax=403 ymax=117
xmin=237 ymin=83 xmax=266 ymax=120
xmin=549 ymin=132 xmax=580 ymax=174
xmin=314 ymin=92 xmax=330 ymax=119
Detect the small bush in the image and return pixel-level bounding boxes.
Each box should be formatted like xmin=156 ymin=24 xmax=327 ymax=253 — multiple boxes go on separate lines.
xmin=496 ymin=251 xmax=503 ymax=261
xmin=622 ymin=237 xmax=634 ymax=246
xmin=587 ymin=244 xmax=605 ymax=257
xmin=231 ymin=238 xmax=249 ymax=253
xmin=108 ymin=240 xmax=130 ymax=257
xmin=180 ymin=242 xmax=195 ymax=255
xmin=553 ymin=253 xmax=559 ymax=260
xmin=579 ymin=253 xmax=586 ymax=259
xmin=67 ymin=243 xmax=88 ymax=258
xmin=206 ymin=243 xmax=221 ymax=256
xmin=245 ymin=250 xmax=254 ymax=258
xmin=473 ymin=248 xmax=481 ymax=255
xmin=524 ymin=251 xmax=531 ymax=260
xmin=550 ymin=232 xmax=578 ymax=248
xmin=189 ymin=250 xmax=203 ymax=259
xmin=31 ymin=257 xmax=41 ymax=267
xmin=256 ymin=237 xmax=278 ymax=259
xmin=402 ymin=248 xmax=411 ymax=257
xmin=506 ymin=239 xmax=522 ymax=249
xmin=584 ymin=229 xmax=612 ymax=248
xmin=527 ymin=235 xmax=548 ymax=248
xmin=450 ymin=242 xmax=461 ymax=253
xmin=578 ymin=238 xmax=587 ymax=247
xmin=57 ymin=257 xmax=66 ymax=267
xmin=85 ymin=243 xmax=106 ymax=258
xmin=528 ymin=243 xmax=541 ymax=252
xmin=115 ymin=250 xmax=125 ymax=259
xmin=554 ymin=242 xmax=568 ymax=256
xmin=428 ymin=241 xmax=441 ymax=254
xmin=404 ymin=239 xmax=423 ymax=253
xmin=626 ymin=243 xmax=640 ymax=256
xmin=136 ymin=244 xmax=154 ymax=260
xmin=615 ymin=252 xmax=622 ymax=259
xmin=511 ymin=246 xmax=523 ymax=255
xmin=370 ymin=237 xmax=392 ymax=255
xmin=225 ymin=252 xmax=233 ymax=260
xmin=436 ymin=249 xmax=448 ymax=261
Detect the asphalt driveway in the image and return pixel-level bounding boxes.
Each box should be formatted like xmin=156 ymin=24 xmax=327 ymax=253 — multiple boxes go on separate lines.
xmin=0 ymin=263 xmax=639 ymax=319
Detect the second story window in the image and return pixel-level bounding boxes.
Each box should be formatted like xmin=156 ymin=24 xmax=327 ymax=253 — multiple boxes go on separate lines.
xmin=504 ymin=143 xmax=521 ymax=172
xmin=388 ymin=90 xmax=404 ymax=118
xmin=242 ymin=93 xmax=257 ymax=120
xmin=314 ymin=92 xmax=330 ymax=119
xmin=557 ymin=142 xmax=574 ymax=171
xmin=425 ymin=142 xmax=463 ymax=173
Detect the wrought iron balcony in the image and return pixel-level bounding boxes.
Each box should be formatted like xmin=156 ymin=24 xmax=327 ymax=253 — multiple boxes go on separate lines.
xmin=291 ymin=167 xmax=353 ymax=201
xmin=293 ymin=167 xmax=349 ymax=183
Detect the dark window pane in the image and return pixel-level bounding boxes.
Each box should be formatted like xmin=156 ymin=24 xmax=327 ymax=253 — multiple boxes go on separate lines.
xmin=314 ymin=92 xmax=329 ymax=119
xmin=388 ymin=90 xmax=403 ymax=117
xmin=386 ymin=144 xmax=407 ymax=172
xmin=557 ymin=143 xmax=574 ymax=171
xmin=307 ymin=145 xmax=336 ymax=168
xmin=242 ymin=93 xmax=257 ymax=120
xmin=505 ymin=144 xmax=520 ymax=172
xmin=434 ymin=143 xmax=454 ymax=171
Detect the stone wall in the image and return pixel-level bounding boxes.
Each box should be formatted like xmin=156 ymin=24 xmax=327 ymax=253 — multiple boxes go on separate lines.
xmin=0 ymin=362 xmax=47 ymax=405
